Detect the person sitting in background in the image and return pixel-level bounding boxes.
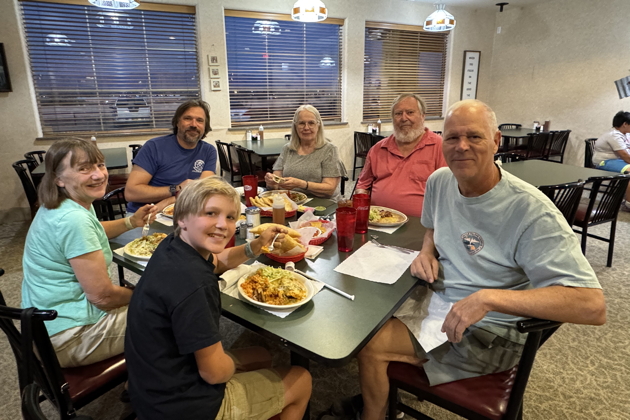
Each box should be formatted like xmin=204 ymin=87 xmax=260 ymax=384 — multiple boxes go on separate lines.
xmin=265 ymin=105 xmax=342 ymax=200
xmin=330 ymin=100 xmax=606 ymax=420
xmin=592 ymin=110 xmax=630 ymax=209
xmin=355 ymin=93 xmax=447 ymax=218
xmin=125 ymin=99 xmax=217 ymax=214
xmin=125 ymin=176 xmax=311 ymax=420
xmin=21 ymin=138 xmax=153 ymax=368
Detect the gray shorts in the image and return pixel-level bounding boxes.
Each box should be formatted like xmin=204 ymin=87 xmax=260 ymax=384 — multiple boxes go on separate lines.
xmin=408 ymin=326 xmax=524 ymax=386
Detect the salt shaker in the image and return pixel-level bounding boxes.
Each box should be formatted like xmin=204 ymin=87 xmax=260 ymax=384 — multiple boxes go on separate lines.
xmin=246 ymin=129 xmax=252 ymax=141
xmin=367 ymin=123 xmax=373 ymax=133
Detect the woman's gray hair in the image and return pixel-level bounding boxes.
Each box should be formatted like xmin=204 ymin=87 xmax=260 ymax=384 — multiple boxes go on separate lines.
xmin=289 ymin=104 xmax=327 ymax=151
xmin=172 ymin=176 xmax=240 ymax=236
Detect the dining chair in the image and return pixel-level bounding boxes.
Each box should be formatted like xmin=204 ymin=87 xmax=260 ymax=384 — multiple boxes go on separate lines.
xmin=498 ymin=123 xmax=521 ymax=130
xmin=388 ymin=318 xmax=562 ymax=420
xmin=12 ymin=159 xmax=39 ymax=219
xmin=24 ymin=150 xmax=46 ymax=165
xmin=545 ymin=130 xmax=571 ymax=163
xmin=353 ymin=132 xmax=375 ymax=180
xmin=493 ymin=152 xmax=527 ymax=163
xmin=22 ymin=383 xmax=94 ymax=420
xmin=128 ymin=144 xmax=143 ymax=160
xmin=0 ymin=290 xmax=131 ymax=420
xmin=572 ymin=175 xmax=629 ymax=267
xmin=584 ymin=138 xmax=597 ymax=168
xmin=538 ymin=181 xmax=585 ymax=225
xmin=512 ymin=132 xmax=551 ymax=160
xmin=338 ymin=160 xmax=350 ymax=197
xmin=216 ymin=140 xmax=241 ymax=186
xmin=94 ymin=187 xmax=126 ymax=221
xmin=498 ymin=124 xmax=522 ymax=152
xmin=235 ymin=145 xmax=266 ymax=186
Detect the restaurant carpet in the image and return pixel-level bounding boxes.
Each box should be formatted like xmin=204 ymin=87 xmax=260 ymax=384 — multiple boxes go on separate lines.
xmin=1 ymin=209 xmax=629 ymax=419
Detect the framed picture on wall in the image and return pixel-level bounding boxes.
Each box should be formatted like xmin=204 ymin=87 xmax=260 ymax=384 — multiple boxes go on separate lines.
xmin=210 ymin=67 xmax=220 ymax=79
xmin=211 ymin=80 xmax=221 ymax=91
xmin=208 ymin=55 xmax=219 ymax=66
xmin=460 ymin=50 xmax=480 ymax=100
xmin=0 ymin=44 xmax=12 ymax=93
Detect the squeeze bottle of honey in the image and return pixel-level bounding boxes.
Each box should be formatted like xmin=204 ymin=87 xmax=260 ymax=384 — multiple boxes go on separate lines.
xmin=272 ymin=194 xmax=285 ymax=225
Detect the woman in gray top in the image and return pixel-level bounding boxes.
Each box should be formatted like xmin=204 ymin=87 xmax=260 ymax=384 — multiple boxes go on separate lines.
xmin=265 ymin=105 xmax=342 ymax=200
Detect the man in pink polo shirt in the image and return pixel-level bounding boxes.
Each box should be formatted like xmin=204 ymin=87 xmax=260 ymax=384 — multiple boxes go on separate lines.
xmin=355 ymin=93 xmax=447 ymax=217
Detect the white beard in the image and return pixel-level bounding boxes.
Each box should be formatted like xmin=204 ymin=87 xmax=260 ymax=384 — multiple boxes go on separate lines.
xmin=394 ymin=126 xmax=424 ymax=144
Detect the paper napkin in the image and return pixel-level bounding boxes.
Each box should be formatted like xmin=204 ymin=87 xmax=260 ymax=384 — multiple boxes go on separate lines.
xmin=334 ymin=241 xmax=419 ymax=284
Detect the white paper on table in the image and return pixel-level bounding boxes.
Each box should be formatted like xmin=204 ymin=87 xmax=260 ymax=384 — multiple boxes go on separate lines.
xmin=154 ymin=214 xmax=173 ymax=227
xmin=368 ymin=224 xmax=404 ymax=234
xmin=219 ymin=262 xmax=324 ymax=318
xmin=393 ymin=287 xmax=452 ymax=352
xmin=305 ymin=245 xmax=323 ymax=259
xmin=113 ymin=247 xmax=148 ymax=267
xmin=334 ymin=241 xmax=419 ymax=284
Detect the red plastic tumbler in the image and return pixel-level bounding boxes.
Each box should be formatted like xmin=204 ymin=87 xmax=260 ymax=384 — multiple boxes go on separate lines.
xmin=242 ymin=175 xmax=258 ymax=206
xmin=352 ymin=193 xmax=370 ymax=234
xmin=336 ymin=207 xmax=357 ymax=252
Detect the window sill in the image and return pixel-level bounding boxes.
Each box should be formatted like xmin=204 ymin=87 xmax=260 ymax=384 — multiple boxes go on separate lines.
xmin=36 ymin=130 xmax=171 ymax=142
xmin=227 ymin=121 xmax=348 ymax=132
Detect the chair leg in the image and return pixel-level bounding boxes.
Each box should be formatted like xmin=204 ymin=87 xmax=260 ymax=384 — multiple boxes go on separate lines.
xmin=388 ymin=382 xmax=399 ymax=420
xmin=580 ymin=225 xmax=588 ymax=255
xmin=607 ymin=219 xmax=617 ymax=267
xmin=353 ymin=156 xmax=358 ymax=181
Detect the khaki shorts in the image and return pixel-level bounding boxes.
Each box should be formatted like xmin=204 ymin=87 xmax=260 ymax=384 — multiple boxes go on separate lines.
xmin=216 ymin=368 xmax=284 ymax=420
xmin=50 ymin=306 xmax=128 ymax=368
xmin=408 ymin=326 xmax=524 ymax=386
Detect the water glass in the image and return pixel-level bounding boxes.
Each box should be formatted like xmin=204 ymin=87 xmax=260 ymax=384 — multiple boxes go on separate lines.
xmin=336 ymin=207 xmax=357 ymax=253
xmin=352 ymin=193 xmax=370 ymax=234
xmin=242 ymin=175 xmax=258 ymax=206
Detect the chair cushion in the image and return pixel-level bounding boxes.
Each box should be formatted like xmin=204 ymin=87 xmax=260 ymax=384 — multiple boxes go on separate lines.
xmin=62 ymin=354 xmax=127 ymax=408
xmin=573 ymin=202 xmax=604 ymax=226
xmin=388 ymin=361 xmax=518 ymax=420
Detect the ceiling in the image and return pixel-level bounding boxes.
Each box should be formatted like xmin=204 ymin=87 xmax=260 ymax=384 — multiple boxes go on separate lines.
xmin=405 ymin=0 xmax=547 ymax=10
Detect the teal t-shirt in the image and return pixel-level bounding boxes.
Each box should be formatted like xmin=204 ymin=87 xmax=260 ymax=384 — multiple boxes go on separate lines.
xmin=22 ymin=199 xmax=110 ymax=336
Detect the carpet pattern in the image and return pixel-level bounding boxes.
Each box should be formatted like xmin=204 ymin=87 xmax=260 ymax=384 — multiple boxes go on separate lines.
xmin=0 ymin=208 xmax=629 ymax=419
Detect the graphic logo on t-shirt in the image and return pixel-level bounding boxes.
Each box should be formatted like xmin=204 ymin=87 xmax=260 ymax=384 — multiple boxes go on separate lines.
xmin=193 ymin=160 xmax=204 ymax=173
xmin=461 ymin=232 xmax=484 ymax=255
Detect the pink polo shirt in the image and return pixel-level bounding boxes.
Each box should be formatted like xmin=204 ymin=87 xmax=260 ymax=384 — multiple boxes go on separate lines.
xmin=356 ymin=129 xmax=447 ymax=217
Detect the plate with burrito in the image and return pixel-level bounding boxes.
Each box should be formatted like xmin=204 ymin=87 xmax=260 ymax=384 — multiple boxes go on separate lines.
xmin=123 ymin=233 xmax=168 ymax=260
xmin=368 ymin=206 xmax=408 ymax=227
xmin=162 ymin=204 xmax=175 ymax=218
xmin=237 ymin=266 xmax=314 ymax=310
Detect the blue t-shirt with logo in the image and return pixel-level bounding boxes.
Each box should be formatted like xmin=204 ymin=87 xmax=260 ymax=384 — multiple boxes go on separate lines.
xmin=128 ymin=134 xmax=217 ymax=212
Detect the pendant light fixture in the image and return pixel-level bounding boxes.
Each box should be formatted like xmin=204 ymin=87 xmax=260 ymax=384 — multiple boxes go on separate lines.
xmin=292 ymin=0 xmax=328 ymax=22
xmin=88 ymin=0 xmax=139 ymax=10
xmin=423 ymin=3 xmax=456 ymax=32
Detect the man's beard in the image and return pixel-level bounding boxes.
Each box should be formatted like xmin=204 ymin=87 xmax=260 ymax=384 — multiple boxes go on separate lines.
xmin=181 ymin=129 xmax=202 ymax=145
xmin=394 ymin=125 xmax=424 ymax=144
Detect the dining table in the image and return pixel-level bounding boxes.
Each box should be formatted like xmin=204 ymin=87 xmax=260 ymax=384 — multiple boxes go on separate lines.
xmin=31 ymin=147 xmax=129 ymax=175
xmin=499 ymin=127 xmax=537 ymax=152
xmin=501 ymin=159 xmax=613 ymax=187
xmin=231 ymin=138 xmax=288 ymax=170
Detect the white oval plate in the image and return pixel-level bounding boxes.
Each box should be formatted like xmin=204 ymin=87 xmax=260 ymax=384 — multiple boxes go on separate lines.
xmin=237 ymin=271 xmax=314 ymax=310
xmin=161 ymin=204 xmax=175 ymax=218
xmin=234 ymin=186 xmax=265 ymax=197
xmin=368 ymin=206 xmax=408 ymax=227
xmin=123 ymin=241 xmax=152 ymax=260
xmin=260 ymin=190 xmax=308 ymax=205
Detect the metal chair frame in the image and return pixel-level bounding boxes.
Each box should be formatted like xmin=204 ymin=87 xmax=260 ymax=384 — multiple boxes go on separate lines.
xmin=493 ymin=152 xmax=527 ymax=163
xmin=353 ymin=132 xmax=375 ymax=180
xmin=24 ymin=150 xmax=46 ymax=164
xmin=498 ymin=124 xmax=523 ymax=152
xmin=572 ymin=175 xmax=630 ymax=267
xmin=235 ymin=145 xmax=265 ymax=186
xmin=388 ymin=318 xmax=561 ymax=420
xmin=538 ymin=181 xmax=585 ymax=225
xmin=545 ymin=130 xmax=571 ymax=163
xmin=513 ymin=132 xmax=551 ymax=160
xmin=216 ymin=140 xmax=241 ymax=186
xmin=128 ymin=144 xmax=143 ymax=160
xmin=584 ymin=138 xmax=597 ymax=168
xmin=13 ymin=159 xmax=39 ymax=219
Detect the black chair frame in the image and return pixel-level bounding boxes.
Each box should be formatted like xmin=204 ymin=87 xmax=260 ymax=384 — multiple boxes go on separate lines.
xmin=13 ymin=159 xmax=39 ymax=219
xmin=128 ymin=144 xmax=143 ymax=160
xmin=493 ymin=152 xmax=527 ymax=163
xmin=24 ymin=150 xmax=46 ymax=164
xmin=538 ymin=181 xmax=585 ymax=225
xmin=388 ymin=318 xmax=561 ymax=420
xmin=545 ymin=130 xmax=571 ymax=163
xmin=353 ymin=132 xmax=375 ymax=180
xmin=94 ymin=187 xmax=126 ymax=221
xmin=216 ymin=140 xmax=241 ymax=186
xmin=584 ymin=138 xmax=597 ymax=168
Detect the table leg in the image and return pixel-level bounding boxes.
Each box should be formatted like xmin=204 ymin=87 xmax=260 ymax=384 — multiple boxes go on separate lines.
xmin=290 ymin=351 xmax=310 ymax=420
xmin=117 ymin=265 xmax=125 ymax=287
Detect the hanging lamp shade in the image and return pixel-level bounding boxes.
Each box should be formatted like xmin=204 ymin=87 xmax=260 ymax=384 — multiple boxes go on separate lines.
xmin=423 ymin=4 xmax=456 ymax=32
xmin=292 ymin=0 xmax=328 ymax=22
xmin=88 ymin=0 xmax=139 ymax=9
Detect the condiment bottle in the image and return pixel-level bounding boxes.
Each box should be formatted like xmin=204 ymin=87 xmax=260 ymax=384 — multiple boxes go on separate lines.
xmin=367 ymin=123 xmax=373 ymax=133
xmin=91 ymin=135 xmax=97 ymax=145
xmin=376 ymin=119 xmax=382 ymax=134
xmin=272 ymin=194 xmax=285 ymax=225
xmin=258 ymin=124 xmax=264 ymax=141
xmin=246 ymin=129 xmax=252 ymax=141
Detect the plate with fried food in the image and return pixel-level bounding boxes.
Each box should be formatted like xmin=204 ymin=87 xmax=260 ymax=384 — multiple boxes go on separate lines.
xmin=123 ymin=233 xmax=168 ymax=260
xmin=249 ymin=193 xmax=298 ymax=217
xmin=162 ymin=204 xmax=175 ymax=218
xmin=368 ymin=206 xmax=408 ymax=227
xmin=238 ymin=266 xmax=314 ymax=309
xmin=298 ymin=220 xmax=335 ymax=245
xmin=249 ymin=223 xmax=308 ymax=262
xmin=260 ymin=190 xmax=308 ymax=205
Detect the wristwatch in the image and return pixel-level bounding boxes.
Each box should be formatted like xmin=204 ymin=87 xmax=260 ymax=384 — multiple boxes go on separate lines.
xmin=169 ymin=185 xmax=178 ymax=196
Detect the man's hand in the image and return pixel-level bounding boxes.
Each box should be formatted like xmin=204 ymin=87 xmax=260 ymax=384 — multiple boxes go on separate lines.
xmin=129 ymin=204 xmax=156 ymax=227
xmin=410 ymin=252 xmax=439 ymax=283
xmin=250 ymin=225 xmax=287 ymax=255
xmin=441 ymin=290 xmax=490 ymax=343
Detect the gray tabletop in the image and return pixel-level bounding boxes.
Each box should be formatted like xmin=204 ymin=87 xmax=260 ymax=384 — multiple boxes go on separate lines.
xmin=500 ymin=127 xmax=537 ymax=138
xmin=231 ymin=138 xmax=288 ymax=156
xmin=110 ymin=202 xmax=423 ymax=367
xmin=32 ymin=147 xmax=129 ymax=175
xmin=502 ymin=160 xmax=613 ymax=187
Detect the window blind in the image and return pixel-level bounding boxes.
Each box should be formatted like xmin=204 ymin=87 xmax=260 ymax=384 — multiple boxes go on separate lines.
xmin=363 ymin=22 xmax=448 ymax=121
xmin=225 ymin=10 xmax=343 ymax=127
xmin=20 ymin=0 xmax=200 ymax=136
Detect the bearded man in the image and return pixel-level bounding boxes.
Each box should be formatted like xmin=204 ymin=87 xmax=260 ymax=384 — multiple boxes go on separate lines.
xmin=355 ymin=93 xmax=446 ymax=217
xmin=125 ymin=99 xmax=217 ymax=214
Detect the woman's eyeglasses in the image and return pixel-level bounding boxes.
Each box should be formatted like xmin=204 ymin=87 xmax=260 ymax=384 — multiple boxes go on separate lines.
xmin=296 ymin=121 xmax=319 ymax=128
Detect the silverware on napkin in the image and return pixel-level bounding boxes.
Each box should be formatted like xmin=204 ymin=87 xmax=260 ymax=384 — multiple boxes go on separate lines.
xmin=370 ymin=235 xmax=412 ymax=254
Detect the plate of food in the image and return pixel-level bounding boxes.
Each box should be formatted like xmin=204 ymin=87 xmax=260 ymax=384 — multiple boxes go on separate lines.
xmin=260 ymin=190 xmax=308 ymax=205
xmin=249 ymin=194 xmax=298 ymax=217
xmin=298 ymin=219 xmax=335 ymax=245
xmin=123 ymin=233 xmax=168 ymax=260
xmin=234 ymin=186 xmax=265 ymax=197
xmin=238 ymin=266 xmax=315 ymax=310
xmin=162 ymin=204 xmax=175 ymax=218
xmin=368 ymin=206 xmax=408 ymax=227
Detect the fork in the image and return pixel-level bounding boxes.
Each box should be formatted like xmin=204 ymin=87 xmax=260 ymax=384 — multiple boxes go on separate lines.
xmin=370 ymin=235 xmax=412 ymax=254
xmin=266 ymin=232 xmax=281 ymax=252
xmin=141 ymin=212 xmax=153 ymax=237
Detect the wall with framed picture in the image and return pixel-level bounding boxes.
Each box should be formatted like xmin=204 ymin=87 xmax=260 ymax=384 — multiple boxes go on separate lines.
xmin=460 ymin=50 xmax=480 ymax=100
xmin=0 ymin=43 xmax=12 ymax=92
